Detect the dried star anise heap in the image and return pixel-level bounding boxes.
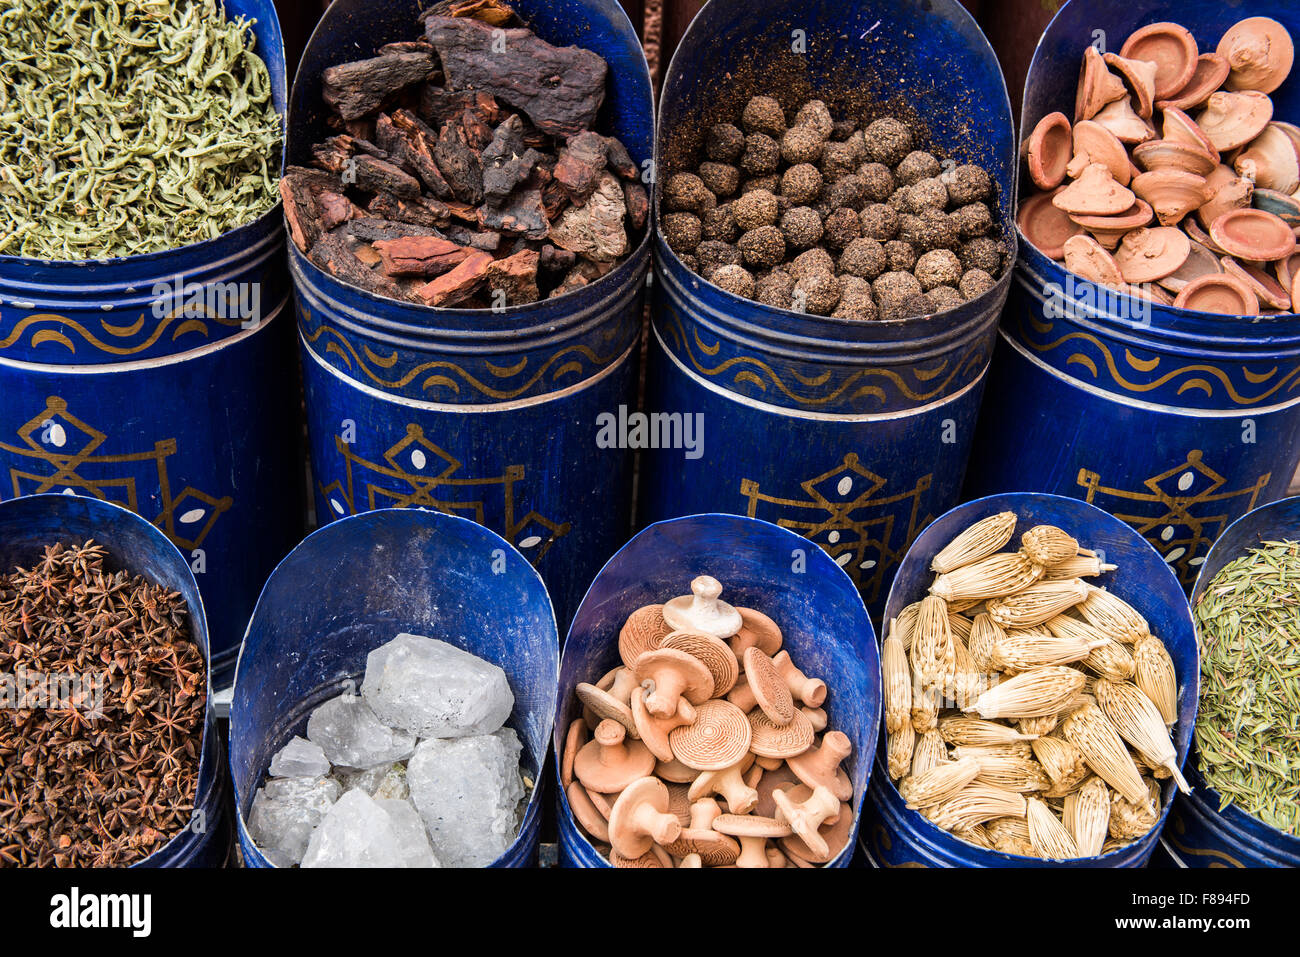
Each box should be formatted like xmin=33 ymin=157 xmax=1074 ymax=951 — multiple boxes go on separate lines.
xmin=0 ymin=541 xmax=206 ymax=867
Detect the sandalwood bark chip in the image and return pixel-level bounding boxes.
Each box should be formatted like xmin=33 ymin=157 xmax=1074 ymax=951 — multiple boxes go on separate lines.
xmin=323 ymin=53 xmax=437 ymax=120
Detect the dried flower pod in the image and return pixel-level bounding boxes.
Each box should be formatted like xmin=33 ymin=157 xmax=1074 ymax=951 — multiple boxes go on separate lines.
xmin=948 ymin=613 xmax=973 ymax=642
xmin=1108 ymin=778 xmax=1161 ymax=841
xmin=891 ymin=602 xmax=921 ymax=652
xmin=882 ymin=636 xmax=912 ymax=735
xmin=949 ymin=634 xmax=984 ymax=712
xmin=986 ymin=816 xmax=1037 ymax=856
xmin=1093 ymin=679 xmax=1189 ymax=793
xmin=971 ymin=754 xmax=1053 ymax=793
xmin=954 ymin=824 xmax=995 ymax=850
xmin=931 ymin=551 xmax=1045 ymax=603
xmin=1018 ymin=714 xmax=1058 ymax=737
xmin=900 ymin=756 xmax=982 ymax=809
xmin=987 ymin=578 xmax=1090 ymax=629
xmin=1133 ymin=635 xmax=1178 ymax=725
xmin=940 ymin=716 xmax=1040 ymax=747
xmin=1027 ymin=796 xmax=1079 ymax=859
xmin=909 ymin=595 xmax=956 ymax=693
xmin=1021 ymin=525 xmax=1081 ymax=565
xmin=888 ymin=723 xmax=915 ymax=781
xmin=990 ymin=628 xmax=1104 ymax=671
xmin=1043 ymin=554 xmax=1118 ymax=579
xmin=911 ymin=686 xmax=940 ymax=734
xmin=930 ymin=511 xmax=1019 ymax=574
xmin=966 ymin=613 xmax=1003 ymax=673
xmin=1078 ymin=585 xmax=1150 ymax=643
xmin=1064 ymin=776 xmax=1110 ymax=857
xmin=1061 ymin=701 xmax=1150 ymax=806
xmin=1045 ymin=615 xmax=1136 ymax=680
xmin=925 ymin=783 xmax=1028 ymax=832
xmin=964 ymin=666 xmax=1087 ymax=720
xmin=912 ymin=730 xmax=949 ymax=777
xmin=1032 ymin=735 xmax=1093 ymax=795
xmin=952 ymin=742 xmax=1034 ymax=762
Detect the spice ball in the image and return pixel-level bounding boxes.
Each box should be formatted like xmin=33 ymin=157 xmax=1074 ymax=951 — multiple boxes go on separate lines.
xmin=794 ymin=270 xmax=842 ymax=315
xmin=914 ymin=249 xmax=962 ymax=291
xmin=873 ymin=270 xmax=924 ymax=306
xmin=698 ymin=161 xmax=740 ymax=197
xmin=945 ymin=164 xmax=992 ymax=205
xmin=734 ymin=188 xmax=780 ymax=230
xmin=820 ymin=141 xmax=859 ymax=180
xmin=706 ymin=123 xmax=746 ymax=163
xmin=743 ymin=174 xmax=781 ymax=195
xmin=712 ymin=264 xmax=756 ymax=298
xmin=912 ymin=209 xmax=960 ymax=250
xmin=794 ymin=100 xmax=834 ymax=139
xmin=840 ymin=237 xmax=888 ymax=279
xmin=790 ymin=247 xmax=836 ymax=281
xmin=742 ymin=96 xmax=787 ymax=138
xmin=905 ymin=178 xmax=950 ymax=213
xmin=757 ymin=268 xmax=796 ymax=309
xmin=741 ymin=133 xmax=782 ymax=175
xmin=739 ymin=225 xmax=787 ymax=268
xmin=951 ymin=202 xmax=993 ymax=239
xmin=665 ymin=173 xmax=713 ymax=212
xmin=823 ymin=207 xmax=862 ymax=250
xmin=858 ymin=163 xmax=896 ymax=203
xmin=696 ymin=239 xmax=743 ymax=274
xmin=863 ymin=117 xmax=914 ymax=167
xmin=833 ymin=276 xmax=878 ymax=320
xmin=859 ymin=203 xmax=900 ymax=241
xmin=825 ymin=174 xmax=869 ymax=212
xmin=884 ymin=239 xmax=918 ymax=272
xmin=781 ymin=125 xmax=825 ymax=165
xmin=959 ymin=267 xmax=997 ymax=300
xmin=703 ymin=204 xmax=740 ymax=243
xmin=959 ymin=237 xmax=1004 ymax=274
xmin=780 ymin=163 xmax=823 ymax=204
xmin=663 ymin=212 xmax=702 ymax=254
xmin=780 ymin=206 xmax=824 ymax=249
xmin=896 ymin=150 xmax=941 ymax=186
xmin=927 ymin=285 xmax=965 ymax=311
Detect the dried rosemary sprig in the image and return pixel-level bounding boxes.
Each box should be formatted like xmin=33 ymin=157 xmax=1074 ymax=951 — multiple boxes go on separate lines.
xmin=0 ymin=0 xmax=282 ymax=259
xmin=1192 ymin=540 xmax=1300 ymax=836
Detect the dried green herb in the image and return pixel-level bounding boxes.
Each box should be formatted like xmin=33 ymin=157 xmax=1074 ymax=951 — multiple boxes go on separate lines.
xmin=1192 ymin=540 xmax=1300 ymax=835
xmin=0 ymin=0 xmax=282 ymax=260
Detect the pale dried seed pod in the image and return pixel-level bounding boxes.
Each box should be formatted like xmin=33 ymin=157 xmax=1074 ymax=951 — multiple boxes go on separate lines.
xmin=1063 ymin=776 xmax=1109 ymax=857
xmin=899 ymin=756 xmax=981 ymax=809
xmin=954 ymin=824 xmax=995 ymax=850
xmin=1134 ymin=749 xmax=1173 ymax=780
xmin=964 ymin=666 xmax=1087 ymax=720
xmin=948 ymin=613 xmax=973 ymax=642
xmin=930 ymin=510 xmax=1019 ymax=574
xmin=949 ymin=598 xmax=986 ymax=615
xmin=1132 ymin=635 xmax=1177 ymax=726
xmin=911 ymin=729 xmax=948 ymax=778
xmin=910 ymin=685 xmax=940 ymax=734
xmin=1078 ymin=585 xmax=1150 ymax=644
xmin=1021 ymin=525 xmax=1080 ymax=566
xmin=930 ymin=551 xmax=1044 ymax=602
xmin=986 ymin=816 xmax=1036 ymax=856
xmin=1044 ymin=554 xmax=1118 ymax=579
xmin=970 ymin=754 xmax=1052 ymax=792
xmin=1061 ymin=700 xmax=1149 ymax=805
xmin=1018 ymin=714 xmax=1058 ymax=737
xmin=882 ymin=636 xmax=912 ymax=735
xmin=966 ymin=613 xmax=1002 ymax=674
xmin=892 ymin=602 xmax=920 ymax=652
xmin=949 ymin=634 xmax=984 ymax=712
xmin=952 ymin=742 xmax=1034 ymax=762
xmin=1093 ymin=678 xmax=1189 ymax=793
xmin=987 ymin=578 xmax=1090 ymax=629
xmin=990 ymin=628 xmax=1105 ymax=671
xmin=940 ymin=716 xmax=1039 ymax=747
xmin=925 ymin=783 xmax=1028 ymax=832
xmin=1027 ymin=796 xmax=1079 ymax=859
xmin=1032 ymin=734 xmax=1092 ymax=795
xmin=887 ymin=722 xmax=915 ymax=781
xmin=1045 ymin=614 xmax=1136 ymax=680
xmin=1108 ymin=778 xmax=1161 ymax=841
xmin=909 ymin=595 xmax=955 ymax=694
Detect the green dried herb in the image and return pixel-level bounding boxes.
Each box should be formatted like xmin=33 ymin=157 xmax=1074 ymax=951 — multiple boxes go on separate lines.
xmin=0 ymin=0 xmax=282 ymax=260
xmin=1192 ymin=539 xmax=1300 ymax=836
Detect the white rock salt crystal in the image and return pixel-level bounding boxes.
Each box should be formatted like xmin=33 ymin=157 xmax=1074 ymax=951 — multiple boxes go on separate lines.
xmin=406 ymin=728 xmax=525 ymax=868
xmin=332 ymin=762 xmax=408 ymax=801
xmin=249 ymin=776 xmax=340 ymax=865
xmin=300 ymin=789 xmax=407 ymax=868
xmin=362 ymin=633 xmax=514 ymax=739
xmin=268 ymin=736 xmax=331 ymax=778
xmin=376 ymin=799 xmax=439 ymax=868
xmin=306 ymin=692 xmax=417 ymax=769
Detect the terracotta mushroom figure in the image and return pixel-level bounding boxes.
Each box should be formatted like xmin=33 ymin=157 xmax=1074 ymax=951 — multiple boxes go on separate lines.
xmin=787 ymin=730 xmax=854 ymax=802
xmin=607 ymin=776 xmax=683 ymax=858
xmin=567 ymin=781 xmax=611 ymax=843
xmin=729 ymin=606 xmax=783 ymax=657
xmin=772 ymin=650 xmax=827 ymax=707
xmin=574 ymin=718 xmax=656 ymax=793
xmin=662 ymin=575 xmax=742 ymax=638
xmin=749 ymin=706 xmax=816 ymax=759
xmin=663 ymin=798 xmax=742 ymax=866
xmin=619 ymin=604 xmax=670 ymax=667
xmin=575 ymin=680 xmax=638 ymax=738
xmin=634 ymin=647 xmax=714 ymax=717
xmin=743 ymin=645 xmax=797 ymax=725
xmin=688 ymin=758 xmax=759 ymax=814
xmin=668 ymin=698 xmax=752 ymax=771
xmin=712 ymin=814 xmax=794 ymax=868
xmin=772 ymin=784 xmax=842 ymax=860
xmin=631 ymin=687 xmax=696 ymax=762
xmin=660 ymin=630 xmax=739 ymax=696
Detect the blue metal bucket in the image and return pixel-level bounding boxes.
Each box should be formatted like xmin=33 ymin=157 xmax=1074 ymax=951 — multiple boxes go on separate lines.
xmin=1161 ymin=496 xmax=1300 ymax=867
xmin=965 ymin=0 xmax=1300 ymax=592
xmin=858 ymin=492 xmax=1199 ymax=867
xmin=228 ymin=508 xmax=559 ymax=868
xmin=640 ymin=0 xmax=1018 ymax=621
xmin=0 ymin=494 xmax=227 ymax=867
xmin=289 ymin=0 xmax=654 ymax=628
xmin=0 ymin=0 xmax=301 ymax=688
xmin=555 ymin=513 xmax=881 ymax=867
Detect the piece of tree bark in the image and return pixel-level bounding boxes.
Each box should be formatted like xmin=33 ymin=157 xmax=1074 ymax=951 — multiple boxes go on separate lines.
xmin=373 ymin=235 xmax=477 ymax=277
xmin=322 ymin=53 xmax=438 ymax=120
xmin=416 ymin=250 xmax=495 ymax=305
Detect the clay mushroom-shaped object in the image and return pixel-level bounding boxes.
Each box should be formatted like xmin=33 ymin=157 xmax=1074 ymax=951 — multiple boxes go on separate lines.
xmin=576 ymin=680 xmax=639 ymax=738
xmin=630 ymin=686 xmax=696 ymax=762
xmin=1070 ymin=200 xmax=1155 ymax=250
xmin=754 ymin=762 xmax=802 ymax=817
xmin=662 ymin=575 xmax=742 ymax=638
xmin=574 ymin=719 xmax=656 ymax=793
xmin=1219 ymin=17 xmax=1294 ymax=95
xmin=609 ymin=848 xmax=666 ymax=867
xmin=1018 ymin=189 xmax=1085 ymax=260
xmin=1025 ymin=112 xmax=1073 ymax=189
xmin=663 ymin=797 xmax=742 ymax=867
xmin=1255 ymin=189 xmax=1300 ymax=228
xmin=1132 ymin=139 xmax=1217 ymax=178
xmin=1163 ymin=107 xmax=1221 ymax=163
xmin=1092 ymin=97 xmax=1155 ymax=145
xmin=802 ymin=705 xmax=829 ymax=732
xmin=688 ymin=758 xmax=759 ymax=814
xmin=1114 ymin=227 xmax=1192 ymax=283
xmin=749 ymin=706 xmax=816 ymax=759
xmin=669 ymin=699 xmax=752 ymax=771
xmin=1156 ymin=240 xmax=1223 ymax=293
xmin=1068 ymin=120 xmax=1133 ymax=184
xmin=661 ymin=630 xmax=739 ymax=696
xmin=1221 ymin=258 xmax=1292 ymax=311
xmin=743 ymin=645 xmax=797 ymax=725
xmin=1158 ymin=53 xmax=1231 ymax=111
xmin=1211 ymin=208 xmax=1297 ymax=261
xmin=712 ymin=814 xmax=794 ymax=868
xmin=1236 ymin=125 xmax=1300 ymax=195
xmin=1132 ymin=170 xmax=1211 ymax=225
xmin=772 ymin=784 xmax=842 ymax=860
xmin=1120 ymin=22 xmax=1199 ymax=100
xmin=1173 ymin=273 xmax=1260 ymax=315
xmin=1197 ymin=91 xmax=1274 ymax=152
xmin=787 ymin=730 xmax=854 ymax=802
xmin=726 ymin=674 xmax=757 ymax=712
xmin=780 ymin=792 xmax=854 ymax=865
xmin=607 ymin=776 xmax=683 ymax=859
xmin=654 ymin=754 xmax=698 ymax=783
xmin=729 ymin=605 xmax=784 ymax=657
xmin=1063 ymin=234 xmax=1125 ymax=287
xmin=562 ymin=718 xmax=588 ymax=788
xmin=619 ymin=604 xmax=670 ymax=667
xmin=1053 ymin=163 xmax=1136 ymax=216
xmin=771 ymin=650 xmax=828 ymax=707
xmin=1197 ymin=165 xmax=1254 ymax=231
xmin=635 ymin=648 xmax=715 ymax=717
xmin=678 ymin=853 xmax=703 ymax=868
xmin=1075 ymin=46 xmax=1129 ymax=122
xmin=566 ymin=780 xmax=611 ymax=843
xmin=1103 ymin=53 xmax=1158 ymax=119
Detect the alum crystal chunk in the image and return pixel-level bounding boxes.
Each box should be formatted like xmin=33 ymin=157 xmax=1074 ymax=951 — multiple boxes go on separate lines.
xmin=249 ymin=776 xmax=340 ymax=866
xmin=268 ymin=736 xmax=332 ymax=778
xmin=306 ymin=692 xmax=417 ymax=769
xmin=406 ymin=728 xmax=525 ymax=867
xmin=377 ymin=798 xmax=440 ymax=868
xmin=362 ymin=633 xmax=514 ymax=738
xmin=333 ymin=762 xmax=409 ymax=800
xmin=300 ymin=789 xmax=407 ymax=868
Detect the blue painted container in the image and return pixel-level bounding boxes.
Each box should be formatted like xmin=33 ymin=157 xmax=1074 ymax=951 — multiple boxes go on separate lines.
xmin=639 ymin=0 xmax=1017 ymax=623
xmin=555 ymin=513 xmax=881 ymax=867
xmin=1161 ymin=496 xmax=1300 ymax=867
xmin=859 ymin=493 xmax=1199 ymax=868
xmin=229 ymin=508 xmax=559 ymax=868
xmin=965 ymin=0 xmax=1300 ymax=592
xmin=290 ymin=0 xmax=653 ymax=628
xmin=0 ymin=0 xmax=302 ymax=688
xmin=0 ymin=494 xmax=227 ymax=867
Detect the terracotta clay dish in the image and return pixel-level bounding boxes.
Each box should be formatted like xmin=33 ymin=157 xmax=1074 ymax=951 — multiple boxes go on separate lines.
xmin=634 ymin=647 xmax=715 ymax=717
xmin=631 ymin=686 xmax=696 ymax=762
xmin=660 ymin=630 xmax=739 ymax=696
xmin=1125 ymin=281 xmax=1175 ymax=305
xmin=1091 ymin=97 xmax=1154 ymax=145
xmin=618 ymin=604 xmax=670 ymax=667
xmin=1210 ymin=208 xmax=1297 ymax=261
xmin=1221 ymin=257 xmax=1292 ymax=311
xmin=1197 ymin=165 xmax=1253 ymax=230
xmin=787 ymin=729 xmax=854 ymax=802
xmin=1172 ymin=273 xmax=1260 ymax=315
xmin=1018 ymin=188 xmax=1084 ymax=259
xmin=1070 ymin=200 xmax=1155 ymax=250
xmin=1156 ymin=239 xmax=1222 ymax=293
xmin=1120 ymin=22 xmax=1199 ymax=100
xmin=748 ymin=706 xmax=816 ymax=759
xmin=1103 ymin=53 xmax=1157 ymax=119
xmin=1132 ymin=139 xmax=1217 ymax=178
xmin=1276 ymin=251 xmax=1300 ymax=291
xmin=1157 ymin=53 xmax=1231 ymax=111
xmin=1183 ymin=215 xmax=1227 ymax=254
xmin=1069 ymin=120 xmax=1133 ymax=184
xmin=574 ymin=719 xmax=656 ymax=793
xmin=1063 ymin=234 xmax=1124 ymax=287
xmin=1025 ymin=112 xmax=1073 ymax=189
xmin=743 ymin=645 xmax=797 ymax=725
xmin=730 ymin=605 xmax=783 ymax=657
xmin=1132 ymin=169 xmax=1210 ymax=226
xmin=1162 ymin=107 xmax=1221 ymax=163
xmin=1197 ymin=90 xmax=1274 ymax=151
xmin=1254 ymin=189 xmax=1300 ymax=229
xmin=662 ymin=575 xmax=742 ymax=638
xmin=1218 ymin=16 xmax=1294 ymax=94
xmin=1113 ymin=226 xmax=1192 ymax=283
xmin=668 ymin=698 xmax=751 ymax=771
xmin=1075 ymin=46 xmax=1128 ymax=121
xmin=606 ymin=777 xmax=682 ymax=858
xmin=1236 ymin=125 xmax=1300 ymax=194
